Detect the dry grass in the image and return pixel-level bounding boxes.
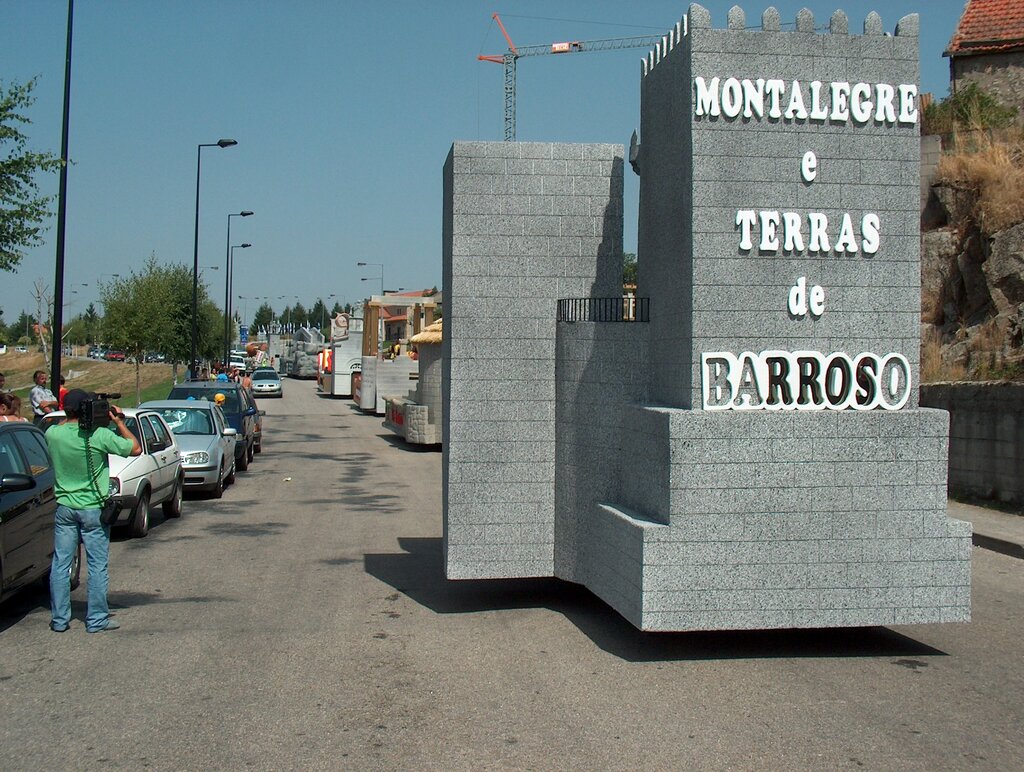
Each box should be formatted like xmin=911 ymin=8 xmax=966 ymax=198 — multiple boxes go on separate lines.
xmin=921 ymin=327 xmax=966 ymax=383
xmin=1 ymin=351 xmax=173 ymax=418
xmin=935 ymin=128 xmax=1024 ymax=234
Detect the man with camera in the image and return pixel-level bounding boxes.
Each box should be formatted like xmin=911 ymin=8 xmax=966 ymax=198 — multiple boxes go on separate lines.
xmin=46 ymin=389 xmax=141 ymax=633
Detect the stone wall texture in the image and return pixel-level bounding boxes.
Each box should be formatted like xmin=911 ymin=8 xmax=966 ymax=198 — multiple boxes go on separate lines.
xmin=442 ymin=141 xmax=623 ymax=579
xmin=952 ymin=51 xmax=1024 ymax=118
xmin=921 ymin=382 xmax=1024 ymax=506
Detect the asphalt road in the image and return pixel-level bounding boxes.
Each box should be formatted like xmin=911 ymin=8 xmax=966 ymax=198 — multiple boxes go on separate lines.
xmin=2 ymin=382 xmax=1022 ymax=770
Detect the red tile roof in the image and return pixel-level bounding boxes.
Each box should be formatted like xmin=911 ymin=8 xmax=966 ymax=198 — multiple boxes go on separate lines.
xmin=946 ymin=0 xmax=1024 ymax=56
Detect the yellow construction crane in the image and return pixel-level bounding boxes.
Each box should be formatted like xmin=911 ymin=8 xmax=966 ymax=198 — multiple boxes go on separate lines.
xmin=479 ymin=13 xmax=666 ymax=141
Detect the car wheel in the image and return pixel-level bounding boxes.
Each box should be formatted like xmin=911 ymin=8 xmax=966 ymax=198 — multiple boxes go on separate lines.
xmin=247 ymin=441 xmax=255 ymax=462
xmin=254 ymin=437 xmax=262 ymax=454
xmin=211 ymin=465 xmax=225 ymax=498
xmin=237 ymin=445 xmax=249 ymax=471
xmin=130 ymin=490 xmax=151 ymax=538
xmin=225 ymin=459 xmax=236 ymax=485
xmin=162 ymin=476 xmax=183 ymax=518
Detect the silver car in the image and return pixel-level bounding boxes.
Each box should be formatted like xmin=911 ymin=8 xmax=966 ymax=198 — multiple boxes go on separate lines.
xmin=250 ymin=368 xmax=283 ymax=398
xmin=140 ymin=400 xmax=237 ymax=499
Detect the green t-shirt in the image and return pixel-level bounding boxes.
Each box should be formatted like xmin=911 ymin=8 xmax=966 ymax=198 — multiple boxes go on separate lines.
xmin=45 ymin=422 xmax=135 ymax=509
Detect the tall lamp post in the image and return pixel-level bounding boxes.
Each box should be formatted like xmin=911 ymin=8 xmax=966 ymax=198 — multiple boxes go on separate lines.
xmin=190 ymin=138 xmax=237 ymax=378
xmin=49 ymin=0 xmax=75 ymax=394
xmin=357 ymin=261 xmax=384 ymax=295
xmin=228 ymin=243 xmax=251 ymax=352
xmin=224 ymin=210 xmax=253 ymax=362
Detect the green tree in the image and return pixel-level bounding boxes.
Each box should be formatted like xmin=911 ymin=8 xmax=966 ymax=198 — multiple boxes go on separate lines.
xmin=102 ymin=256 xmax=220 ymax=401
xmin=82 ymin=302 xmax=100 ymax=344
xmin=292 ymin=301 xmax=307 ymax=327
xmin=923 ymin=82 xmax=1019 ymax=135
xmin=252 ymin=301 xmax=274 ymax=332
xmin=11 ymin=310 xmax=35 ymax=345
xmin=623 ymin=252 xmax=637 ymax=287
xmin=330 ymin=301 xmax=344 ymax=317
xmin=0 ymin=79 xmax=64 ymax=272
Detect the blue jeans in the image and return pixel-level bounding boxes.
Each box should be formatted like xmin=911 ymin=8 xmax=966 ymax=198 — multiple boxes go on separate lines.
xmin=50 ymin=504 xmax=111 ymax=632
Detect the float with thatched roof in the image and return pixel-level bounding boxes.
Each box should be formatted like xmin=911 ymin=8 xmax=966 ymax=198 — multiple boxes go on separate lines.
xmin=382 ymin=318 xmax=443 ymax=445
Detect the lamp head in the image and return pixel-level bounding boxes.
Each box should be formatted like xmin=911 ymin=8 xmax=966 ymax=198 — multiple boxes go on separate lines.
xmin=240 ymin=210 xmax=254 ymax=217
xmin=217 ymin=139 xmax=238 ymax=148
xmin=241 ymin=243 xmax=252 ymax=248
xmin=357 ymin=262 xmax=367 ymax=266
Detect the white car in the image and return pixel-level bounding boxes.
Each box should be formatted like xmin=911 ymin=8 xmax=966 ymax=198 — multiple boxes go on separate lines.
xmin=40 ymin=408 xmax=184 ymax=538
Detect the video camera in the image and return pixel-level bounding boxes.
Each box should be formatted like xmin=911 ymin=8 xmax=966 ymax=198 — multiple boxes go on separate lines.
xmin=78 ymin=392 xmax=123 ymax=432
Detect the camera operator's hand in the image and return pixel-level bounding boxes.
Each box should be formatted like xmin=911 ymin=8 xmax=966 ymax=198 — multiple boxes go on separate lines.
xmin=109 ymin=409 xmax=142 ymax=456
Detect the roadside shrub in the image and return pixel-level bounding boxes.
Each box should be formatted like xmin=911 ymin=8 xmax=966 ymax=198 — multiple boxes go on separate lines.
xmin=923 ymin=82 xmax=1018 ymax=135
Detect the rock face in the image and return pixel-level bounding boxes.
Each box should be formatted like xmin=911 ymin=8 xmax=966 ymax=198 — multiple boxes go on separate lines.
xmin=921 ymin=187 xmax=1024 ymax=375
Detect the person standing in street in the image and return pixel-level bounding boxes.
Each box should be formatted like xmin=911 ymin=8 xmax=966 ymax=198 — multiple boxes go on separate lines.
xmin=45 ymin=390 xmax=141 ymax=633
xmin=29 ymin=370 xmax=58 ymax=425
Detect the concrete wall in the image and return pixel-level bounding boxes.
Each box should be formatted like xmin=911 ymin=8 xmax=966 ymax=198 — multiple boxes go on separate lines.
xmin=921 ymin=382 xmax=1024 ymax=505
xmin=443 ymin=141 xmax=624 ymax=580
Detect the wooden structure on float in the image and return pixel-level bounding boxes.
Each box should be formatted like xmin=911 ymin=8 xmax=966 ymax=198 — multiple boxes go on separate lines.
xmin=355 ymin=295 xmax=438 ymax=415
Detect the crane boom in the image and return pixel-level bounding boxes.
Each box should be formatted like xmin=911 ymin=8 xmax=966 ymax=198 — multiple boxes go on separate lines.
xmin=479 ymin=13 xmax=664 ymax=141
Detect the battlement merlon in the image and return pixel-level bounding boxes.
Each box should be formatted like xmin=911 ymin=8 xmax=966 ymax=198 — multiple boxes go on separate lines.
xmin=642 ymin=6 xmax=920 ymax=78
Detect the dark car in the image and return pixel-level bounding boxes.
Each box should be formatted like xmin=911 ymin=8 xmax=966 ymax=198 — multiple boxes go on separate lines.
xmin=166 ymin=381 xmax=263 ymax=471
xmin=0 ymin=423 xmax=80 ymax=603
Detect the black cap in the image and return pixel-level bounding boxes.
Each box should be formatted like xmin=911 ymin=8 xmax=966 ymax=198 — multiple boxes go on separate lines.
xmin=63 ymin=389 xmax=93 ymax=416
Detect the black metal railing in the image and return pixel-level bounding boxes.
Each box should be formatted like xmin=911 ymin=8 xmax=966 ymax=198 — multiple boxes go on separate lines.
xmin=556 ymin=296 xmax=649 ymax=323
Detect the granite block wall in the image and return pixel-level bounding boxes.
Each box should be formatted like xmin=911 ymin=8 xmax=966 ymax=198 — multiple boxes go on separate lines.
xmin=921 ymin=382 xmax=1024 ymax=506
xmin=443 ymin=141 xmax=624 ymax=579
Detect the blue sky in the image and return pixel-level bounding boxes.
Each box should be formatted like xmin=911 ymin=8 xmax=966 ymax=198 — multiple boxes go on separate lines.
xmin=1 ymin=0 xmax=967 ymax=325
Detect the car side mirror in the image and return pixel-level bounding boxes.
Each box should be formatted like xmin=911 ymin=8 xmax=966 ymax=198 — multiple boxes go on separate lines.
xmin=0 ymin=473 xmax=36 ymax=493
xmin=245 ymin=407 xmax=257 ymax=416
xmin=223 ymin=427 xmax=238 ymax=436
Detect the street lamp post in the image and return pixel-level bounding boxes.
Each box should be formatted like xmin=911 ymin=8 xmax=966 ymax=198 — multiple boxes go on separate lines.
xmin=190 ymin=138 xmax=237 ymax=378
xmin=224 ymin=210 xmax=253 ymax=363
xmin=357 ymin=261 xmax=385 ymax=295
xmin=228 ymin=243 xmax=251 ymax=351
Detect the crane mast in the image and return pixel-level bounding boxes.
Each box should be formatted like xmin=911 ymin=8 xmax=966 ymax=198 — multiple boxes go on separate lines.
xmin=479 ymin=13 xmax=665 ymax=141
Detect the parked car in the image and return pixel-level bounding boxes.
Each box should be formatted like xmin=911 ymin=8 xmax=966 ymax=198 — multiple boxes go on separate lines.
xmin=15 ymin=346 xmax=28 ymax=354
xmin=166 ymin=381 xmax=263 ymax=470
xmin=141 ymin=400 xmax=237 ymax=498
xmin=250 ymin=368 xmax=283 ymax=398
xmin=1 ymin=422 xmax=80 ymax=602
xmin=103 ymin=350 xmax=126 ymax=362
xmin=39 ymin=409 xmax=183 ymax=538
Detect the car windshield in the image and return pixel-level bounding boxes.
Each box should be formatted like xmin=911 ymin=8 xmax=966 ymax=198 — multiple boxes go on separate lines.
xmin=252 ymin=372 xmax=279 ymax=381
xmin=155 ymin=408 xmax=214 ymax=436
xmin=167 ymin=388 xmax=241 ymax=413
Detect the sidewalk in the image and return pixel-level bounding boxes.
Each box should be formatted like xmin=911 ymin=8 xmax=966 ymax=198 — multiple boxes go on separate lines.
xmin=948 ymin=499 xmax=1024 ymax=560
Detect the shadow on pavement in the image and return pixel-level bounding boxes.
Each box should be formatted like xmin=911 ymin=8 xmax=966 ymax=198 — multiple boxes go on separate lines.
xmin=376 ymin=434 xmax=442 ymax=454
xmin=364 ymin=537 xmax=948 ymax=663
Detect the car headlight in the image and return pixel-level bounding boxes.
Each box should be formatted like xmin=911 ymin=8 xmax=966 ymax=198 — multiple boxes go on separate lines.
xmin=183 ymin=451 xmax=210 ymax=465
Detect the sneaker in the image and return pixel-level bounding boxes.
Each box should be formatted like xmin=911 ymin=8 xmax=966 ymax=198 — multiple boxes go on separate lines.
xmin=49 ymin=622 xmax=69 ymax=633
xmin=87 ymin=619 xmax=120 ymax=633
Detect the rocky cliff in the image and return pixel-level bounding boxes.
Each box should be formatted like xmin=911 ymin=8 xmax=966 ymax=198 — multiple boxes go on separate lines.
xmin=921 ymin=182 xmax=1024 ymax=380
